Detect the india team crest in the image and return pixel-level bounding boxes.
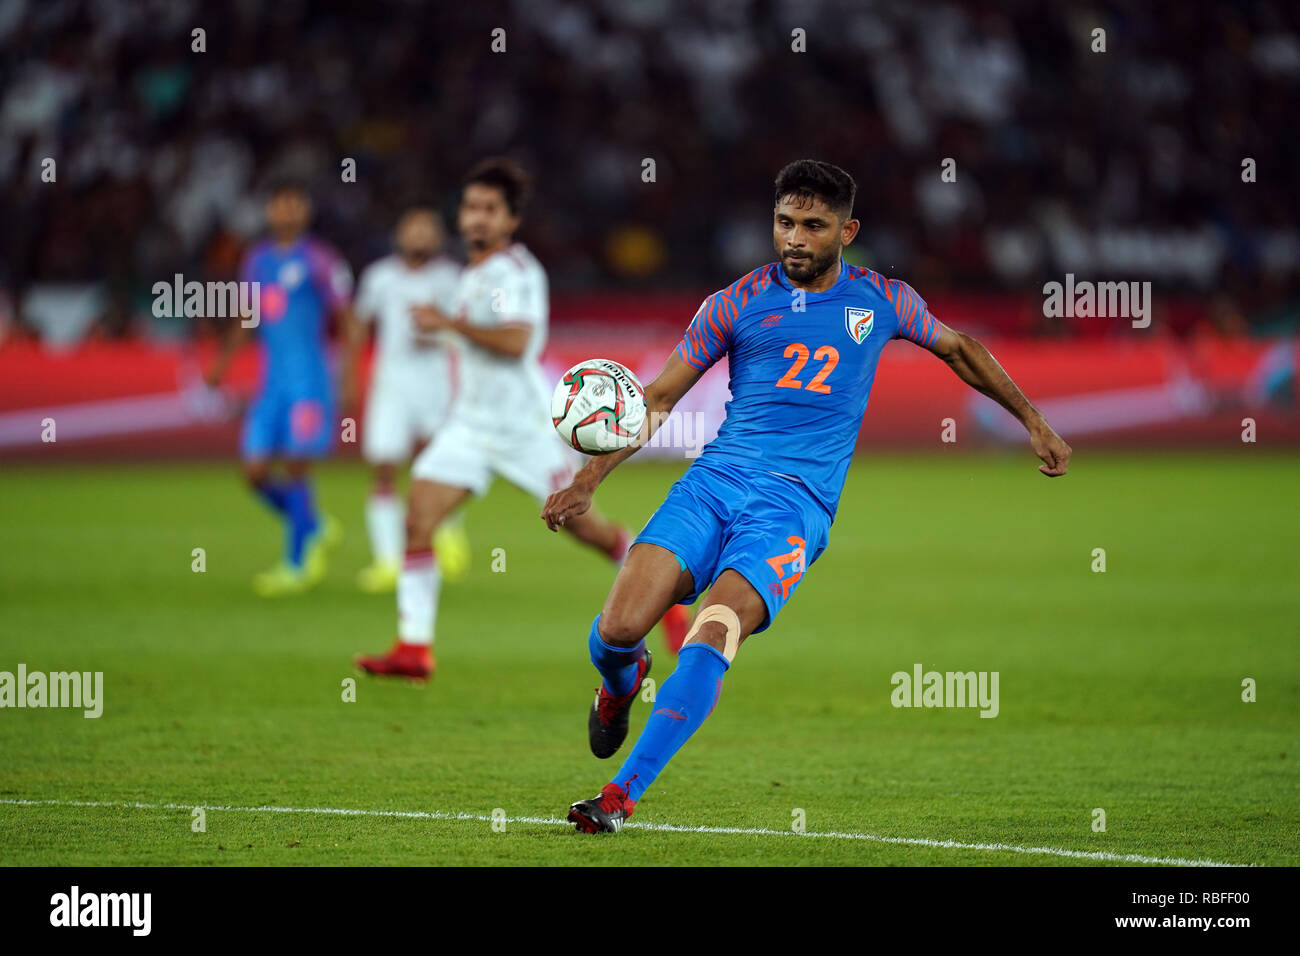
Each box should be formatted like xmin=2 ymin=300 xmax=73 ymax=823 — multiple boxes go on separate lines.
xmin=277 ymin=260 xmax=306 ymax=289
xmin=845 ymin=307 xmax=874 ymax=344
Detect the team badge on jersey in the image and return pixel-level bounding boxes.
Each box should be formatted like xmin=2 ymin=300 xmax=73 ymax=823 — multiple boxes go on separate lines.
xmin=278 ymin=260 xmax=306 ymax=289
xmin=845 ymin=307 xmax=874 ymax=344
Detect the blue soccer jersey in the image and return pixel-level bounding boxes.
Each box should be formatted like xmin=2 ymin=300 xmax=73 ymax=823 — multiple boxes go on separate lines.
xmin=240 ymin=237 xmax=353 ymax=393
xmin=675 ymin=259 xmax=941 ymax=519
xmin=238 ymin=236 xmax=353 ymax=459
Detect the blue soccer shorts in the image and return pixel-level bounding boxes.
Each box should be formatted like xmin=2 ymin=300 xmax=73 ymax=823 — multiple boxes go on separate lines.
xmin=633 ymin=457 xmax=832 ymax=633
xmin=241 ymin=386 xmax=335 ymax=461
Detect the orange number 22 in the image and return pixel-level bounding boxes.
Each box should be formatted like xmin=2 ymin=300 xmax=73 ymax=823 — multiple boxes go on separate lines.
xmin=776 ymin=343 xmax=838 ymax=393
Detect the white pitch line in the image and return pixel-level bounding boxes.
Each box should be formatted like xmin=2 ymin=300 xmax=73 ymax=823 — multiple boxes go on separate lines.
xmin=0 ymin=798 xmax=1248 ymax=867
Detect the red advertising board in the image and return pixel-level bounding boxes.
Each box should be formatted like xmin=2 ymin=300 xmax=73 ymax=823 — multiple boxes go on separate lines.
xmin=2 ymin=329 xmax=1295 ymax=462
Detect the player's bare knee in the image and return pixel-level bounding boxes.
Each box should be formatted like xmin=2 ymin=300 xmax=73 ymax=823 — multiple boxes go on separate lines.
xmin=597 ymin=606 xmax=653 ymax=646
xmin=556 ymin=515 xmax=584 ymax=539
xmin=559 ymin=512 xmax=599 ymax=544
xmin=243 ymin=461 xmax=269 ymax=487
xmin=373 ymin=463 xmax=397 ymax=493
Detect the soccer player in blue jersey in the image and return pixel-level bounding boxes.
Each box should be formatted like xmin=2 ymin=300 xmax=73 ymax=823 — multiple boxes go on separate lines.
xmin=542 ymin=160 xmax=1073 ymax=833
xmin=206 ymin=181 xmax=355 ymax=596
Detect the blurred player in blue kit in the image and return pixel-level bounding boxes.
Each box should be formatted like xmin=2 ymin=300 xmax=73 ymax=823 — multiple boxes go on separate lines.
xmin=206 ymin=181 xmax=355 ymax=596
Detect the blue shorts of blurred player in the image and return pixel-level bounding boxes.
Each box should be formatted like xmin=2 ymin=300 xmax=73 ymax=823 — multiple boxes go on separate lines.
xmin=240 ymin=386 xmax=335 ymax=461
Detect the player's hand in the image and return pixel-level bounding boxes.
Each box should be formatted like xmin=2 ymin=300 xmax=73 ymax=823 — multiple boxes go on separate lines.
xmin=1029 ymin=420 xmax=1072 ymax=477
xmin=181 ymin=380 xmax=229 ymax=422
xmin=541 ymin=481 xmax=593 ymax=532
xmin=202 ymin=365 xmax=223 ymax=389
xmin=410 ymin=304 xmax=451 ymax=332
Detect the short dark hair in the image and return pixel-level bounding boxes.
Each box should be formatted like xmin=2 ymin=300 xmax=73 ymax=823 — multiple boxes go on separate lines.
xmin=399 ymin=194 xmax=439 ymax=213
xmin=266 ymin=176 xmax=310 ymax=201
xmin=464 ymin=157 xmax=532 ymax=216
xmin=773 ymin=160 xmax=856 ymax=220
xmin=399 ymin=198 xmax=441 ymax=220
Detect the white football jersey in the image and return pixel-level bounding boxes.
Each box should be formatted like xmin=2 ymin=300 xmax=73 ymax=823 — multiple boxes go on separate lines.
xmin=354 ymin=254 xmax=462 ymax=376
xmin=450 ymin=243 xmax=551 ymax=430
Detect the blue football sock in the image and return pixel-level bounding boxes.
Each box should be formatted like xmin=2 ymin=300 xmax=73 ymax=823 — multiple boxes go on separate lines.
xmin=588 ymin=614 xmax=645 ymax=697
xmin=611 ymin=642 xmax=729 ymax=802
xmin=283 ymin=479 xmax=320 ymax=568
xmin=253 ymin=479 xmax=291 ymax=516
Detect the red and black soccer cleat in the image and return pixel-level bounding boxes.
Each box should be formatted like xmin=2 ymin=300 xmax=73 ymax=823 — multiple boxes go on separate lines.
xmin=568 ymin=781 xmax=636 ymax=834
xmin=587 ymin=650 xmax=651 ymax=759
xmin=355 ymin=640 xmax=435 ymax=681
xmin=659 ymin=602 xmax=691 ymax=655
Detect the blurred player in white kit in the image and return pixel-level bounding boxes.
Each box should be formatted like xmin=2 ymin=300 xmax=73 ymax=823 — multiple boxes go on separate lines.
xmin=355 ymin=158 xmax=688 ymax=680
xmin=351 ymin=206 xmax=470 ymax=592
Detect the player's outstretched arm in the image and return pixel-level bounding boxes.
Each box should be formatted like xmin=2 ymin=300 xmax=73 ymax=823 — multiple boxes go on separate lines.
xmin=541 ymin=351 xmax=704 ymax=530
xmin=203 ymin=317 xmax=250 ymax=388
xmin=337 ymin=305 xmax=365 ymax=413
xmin=926 ymin=322 xmax=1072 ymax=477
xmin=411 ymin=304 xmax=530 ymax=359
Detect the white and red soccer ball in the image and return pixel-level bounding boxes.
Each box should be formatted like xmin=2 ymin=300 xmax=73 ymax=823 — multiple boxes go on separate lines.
xmin=551 ymin=359 xmax=647 ymax=454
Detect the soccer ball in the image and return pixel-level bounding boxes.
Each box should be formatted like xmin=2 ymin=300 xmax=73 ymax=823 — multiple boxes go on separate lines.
xmin=551 ymin=359 xmax=647 ymax=454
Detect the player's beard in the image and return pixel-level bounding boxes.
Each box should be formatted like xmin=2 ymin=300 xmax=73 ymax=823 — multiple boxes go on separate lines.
xmin=782 ymin=245 xmax=839 ymax=284
xmin=464 ymin=236 xmax=498 ymax=259
xmin=463 ymin=226 xmax=498 ymax=251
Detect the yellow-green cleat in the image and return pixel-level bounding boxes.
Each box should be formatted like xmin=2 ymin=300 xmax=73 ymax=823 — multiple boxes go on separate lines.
xmin=303 ymin=515 xmax=342 ymax=585
xmin=252 ymin=562 xmax=310 ymax=597
xmin=434 ymin=521 xmax=471 ymax=582
xmin=356 ymin=561 xmax=400 ymax=594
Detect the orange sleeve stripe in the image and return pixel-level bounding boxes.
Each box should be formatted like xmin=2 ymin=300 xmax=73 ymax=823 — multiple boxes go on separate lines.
xmin=676 ymin=344 xmax=709 ymax=370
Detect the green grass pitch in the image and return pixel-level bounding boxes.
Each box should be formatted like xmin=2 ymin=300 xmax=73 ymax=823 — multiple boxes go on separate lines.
xmin=0 ymin=451 xmax=1296 ymax=866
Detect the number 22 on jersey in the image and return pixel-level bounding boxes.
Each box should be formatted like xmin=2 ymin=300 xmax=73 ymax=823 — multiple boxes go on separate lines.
xmin=775 ymin=343 xmax=839 ymax=393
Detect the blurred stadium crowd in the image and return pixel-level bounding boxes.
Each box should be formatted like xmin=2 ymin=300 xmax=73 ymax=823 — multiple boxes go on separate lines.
xmin=1 ymin=0 xmax=1298 ymax=342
